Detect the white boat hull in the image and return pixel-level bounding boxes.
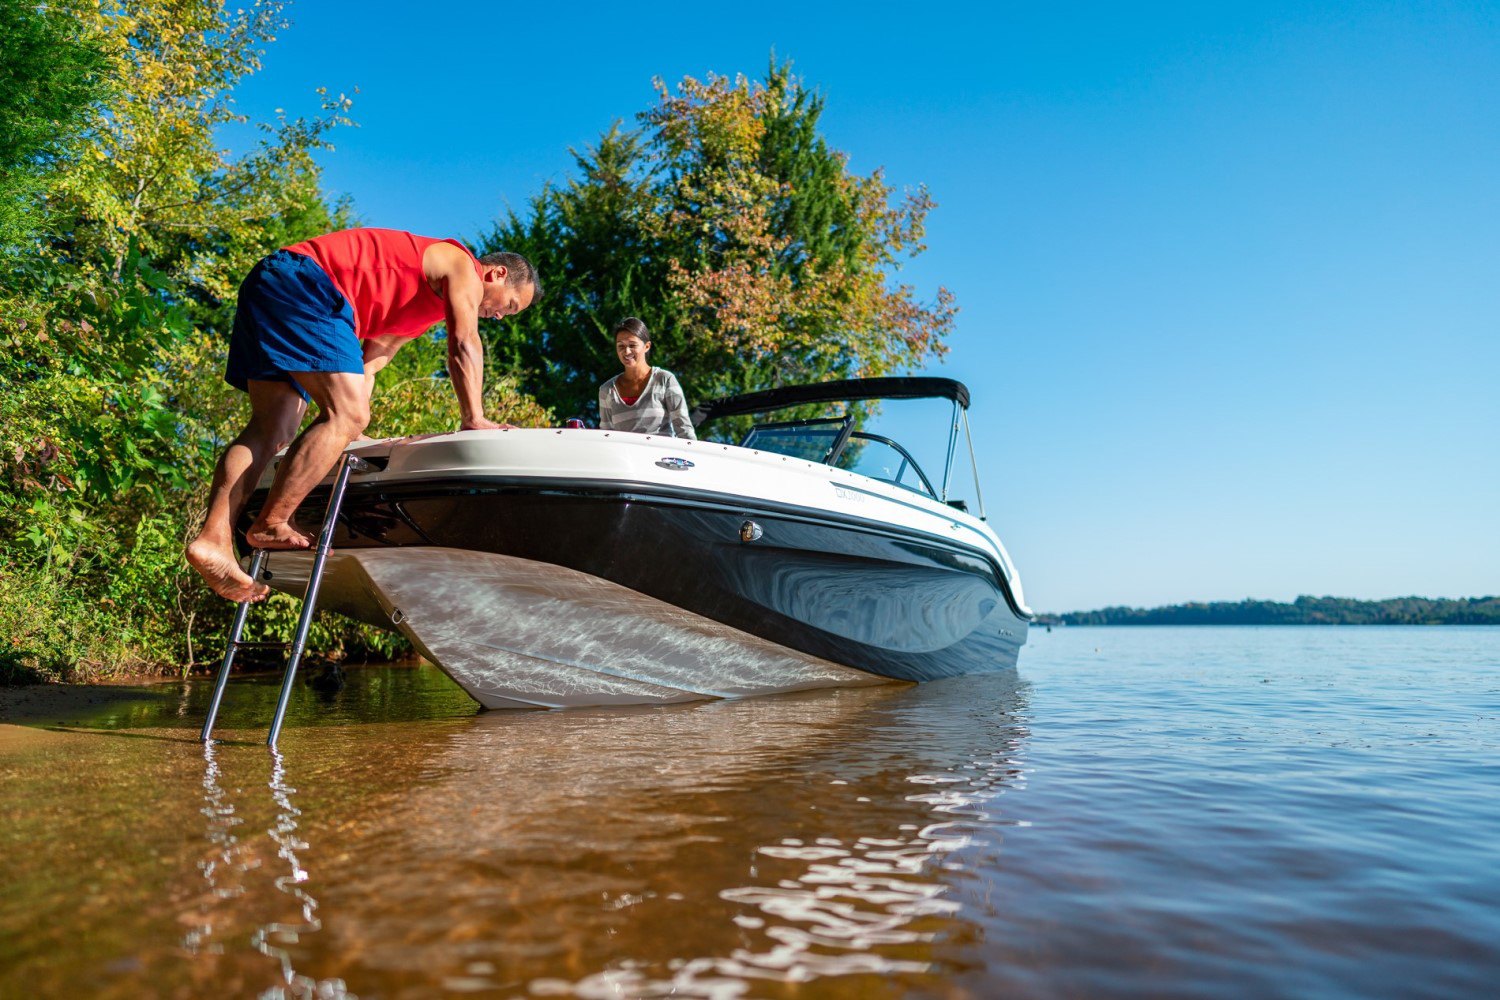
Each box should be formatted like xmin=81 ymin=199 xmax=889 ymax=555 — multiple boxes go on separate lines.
xmin=246 ymin=425 xmax=1030 ymax=710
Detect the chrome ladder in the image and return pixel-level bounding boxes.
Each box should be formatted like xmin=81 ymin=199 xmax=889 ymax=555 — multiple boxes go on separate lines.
xmin=199 ymin=453 xmax=370 ymax=747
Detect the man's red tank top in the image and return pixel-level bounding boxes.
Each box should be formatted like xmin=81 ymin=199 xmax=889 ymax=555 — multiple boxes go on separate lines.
xmin=282 ymin=228 xmax=482 ymax=339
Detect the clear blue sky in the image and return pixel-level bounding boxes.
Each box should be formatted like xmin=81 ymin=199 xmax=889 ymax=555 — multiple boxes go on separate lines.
xmin=232 ymin=1 xmax=1499 ymax=612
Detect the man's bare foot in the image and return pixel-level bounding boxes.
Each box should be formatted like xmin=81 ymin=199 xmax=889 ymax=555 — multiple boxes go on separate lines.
xmin=245 ymin=520 xmax=315 ymax=550
xmin=186 ymin=539 xmax=270 ymax=603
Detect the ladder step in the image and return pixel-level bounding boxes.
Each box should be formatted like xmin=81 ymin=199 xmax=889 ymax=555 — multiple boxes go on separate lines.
xmin=203 ymin=452 xmax=364 ymax=748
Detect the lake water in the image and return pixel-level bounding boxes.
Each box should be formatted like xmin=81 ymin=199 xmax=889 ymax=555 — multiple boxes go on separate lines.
xmin=2 ymin=626 xmax=1497 ymax=998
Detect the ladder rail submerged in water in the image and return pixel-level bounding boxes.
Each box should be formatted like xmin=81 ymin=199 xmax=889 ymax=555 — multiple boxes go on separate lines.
xmin=200 ymin=453 xmax=371 ymax=747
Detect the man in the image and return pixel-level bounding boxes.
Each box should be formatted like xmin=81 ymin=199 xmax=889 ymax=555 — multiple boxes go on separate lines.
xmin=185 ymin=227 xmax=540 ymax=602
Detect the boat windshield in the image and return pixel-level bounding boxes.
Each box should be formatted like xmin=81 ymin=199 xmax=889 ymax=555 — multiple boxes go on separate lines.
xmin=740 ymin=418 xmax=937 ymax=498
xmin=695 ymin=379 xmax=986 ymax=517
xmin=741 ymin=417 xmax=846 ymax=463
xmin=836 ymin=432 xmax=936 ymax=498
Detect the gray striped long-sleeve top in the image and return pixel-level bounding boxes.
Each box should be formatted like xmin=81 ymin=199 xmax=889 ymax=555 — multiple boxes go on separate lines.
xmin=597 ymin=368 xmax=696 ymax=438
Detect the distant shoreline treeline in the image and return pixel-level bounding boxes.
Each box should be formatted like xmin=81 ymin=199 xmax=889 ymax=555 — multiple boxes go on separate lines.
xmin=1041 ymin=595 xmax=1500 ymax=626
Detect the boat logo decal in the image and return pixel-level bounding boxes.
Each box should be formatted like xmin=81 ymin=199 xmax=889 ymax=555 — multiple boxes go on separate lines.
xmin=656 ymin=457 xmax=695 ymax=470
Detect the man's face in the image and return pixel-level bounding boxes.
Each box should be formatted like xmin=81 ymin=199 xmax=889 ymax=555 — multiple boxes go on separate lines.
xmin=479 ymin=271 xmax=535 ymax=320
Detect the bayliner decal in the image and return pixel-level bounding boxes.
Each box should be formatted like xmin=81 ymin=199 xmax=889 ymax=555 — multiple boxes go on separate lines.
xmin=656 ymin=457 xmax=695 ymax=470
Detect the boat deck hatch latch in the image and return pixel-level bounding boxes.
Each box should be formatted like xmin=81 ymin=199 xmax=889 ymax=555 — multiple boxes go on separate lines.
xmin=739 ymin=520 xmax=763 ymax=543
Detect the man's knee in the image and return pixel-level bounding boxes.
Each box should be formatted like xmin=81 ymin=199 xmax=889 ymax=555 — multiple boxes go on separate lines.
xmin=331 ymin=400 xmax=370 ymax=436
xmin=271 ymin=411 xmax=306 ymax=450
xmin=244 ymin=411 xmax=301 ymax=451
xmin=300 ymin=372 xmax=370 ymax=436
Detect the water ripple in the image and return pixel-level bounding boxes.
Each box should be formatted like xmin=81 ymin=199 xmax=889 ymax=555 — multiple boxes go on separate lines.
xmin=3 ymin=628 xmax=1499 ymax=997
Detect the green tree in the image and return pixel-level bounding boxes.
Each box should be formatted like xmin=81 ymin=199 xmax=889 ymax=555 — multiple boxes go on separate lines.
xmin=367 ymin=333 xmax=555 ymax=439
xmin=0 ymin=0 xmax=368 ymax=681
xmin=0 ymin=0 xmax=108 ymax=252
xmin=50 ymin=0 xmax=354 ymax=295
xmin=1055 ymin=595 xmax=1500 ymax=626
xmin=482 ymin=59 xmax=956 ymax=420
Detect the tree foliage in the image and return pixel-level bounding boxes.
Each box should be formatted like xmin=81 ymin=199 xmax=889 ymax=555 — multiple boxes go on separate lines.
xmin=482 ymin=60 xmax=956 ymax=419
xmin=367 ymin=335 xmax=554 ymax=439
xmin=0 ymin=1 xmax=373 ymax=681
xmin=0 ymin=0 xmax=109 ymax=252
xmin=51 ymin=1 xmax=353 ymax=289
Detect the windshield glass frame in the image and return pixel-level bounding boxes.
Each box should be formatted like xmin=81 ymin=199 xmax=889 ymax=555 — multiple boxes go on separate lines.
xmin=739 ymin=415 xmax=853 ymax=464
xmin=836 ymin=430 xmax=938 ymax=498
xmin=737 ymin=416 xmax=938 ymax=498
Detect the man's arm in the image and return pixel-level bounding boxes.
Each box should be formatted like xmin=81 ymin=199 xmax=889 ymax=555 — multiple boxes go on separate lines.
xmin=361 ymin=335 xmax=404 ymax=394
xmin=431 ymin=245 xmax=499 ymax=431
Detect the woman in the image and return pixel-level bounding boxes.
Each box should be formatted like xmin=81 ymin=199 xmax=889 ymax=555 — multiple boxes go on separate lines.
xmin=597 ymin=317 xmax=696 ymax=438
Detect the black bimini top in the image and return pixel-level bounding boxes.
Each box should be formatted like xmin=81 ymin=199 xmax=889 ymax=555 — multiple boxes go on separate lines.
xmin=691 ymin=376 xmax=970 ymax=427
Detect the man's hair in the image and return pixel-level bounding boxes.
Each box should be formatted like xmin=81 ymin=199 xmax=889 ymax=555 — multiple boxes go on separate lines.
xmin=477 ymin=251 xmax=542 ymax=301
xmin=613 ymin=316 xmax=650 ymax=344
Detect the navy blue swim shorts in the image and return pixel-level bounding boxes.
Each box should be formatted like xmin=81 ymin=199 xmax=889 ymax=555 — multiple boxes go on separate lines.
xmin=225 ymin=249 xmax=363 ymax=402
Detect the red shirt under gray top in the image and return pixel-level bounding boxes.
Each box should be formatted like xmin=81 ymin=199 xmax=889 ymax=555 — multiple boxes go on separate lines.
xmin=598 ymin=368 xmax=696 ymax=438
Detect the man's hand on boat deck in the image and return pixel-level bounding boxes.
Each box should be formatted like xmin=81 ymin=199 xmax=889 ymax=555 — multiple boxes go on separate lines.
xmin=459 ymin=416 xmax=516 ymax=431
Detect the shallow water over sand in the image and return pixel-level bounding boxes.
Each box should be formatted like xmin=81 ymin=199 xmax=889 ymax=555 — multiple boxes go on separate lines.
xmin=2 ymin=626 xmax=1498 ymax=998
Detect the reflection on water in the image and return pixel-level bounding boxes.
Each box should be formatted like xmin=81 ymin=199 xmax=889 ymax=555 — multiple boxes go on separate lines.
xmin=184 ymin=742 xmax=351 ymax=998
xmin=0 ymin=666 xmax=1031 ymax=998
xmin=184 ymin=740 xmax=242 ymax=957
xmin=250 ymin=750 xmax=349 ymax=1000
xmin=354 ymin=676 xmax=1031 ymax=998
xmin=4 ymin=628 xmax=1500 ymax=998
xmin=571 ymin=719 xmax=1031 ymax=997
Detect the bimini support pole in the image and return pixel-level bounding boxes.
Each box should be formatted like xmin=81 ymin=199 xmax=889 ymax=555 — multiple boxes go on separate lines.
xmin=962 ymin=409 xmax=987 ymax=521
xmin=940 ymin=399 xmax=961 ymax=502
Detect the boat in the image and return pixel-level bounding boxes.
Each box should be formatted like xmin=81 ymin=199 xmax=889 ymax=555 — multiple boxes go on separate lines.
xmin=237 ymin=376 xmax=1032 ymax=708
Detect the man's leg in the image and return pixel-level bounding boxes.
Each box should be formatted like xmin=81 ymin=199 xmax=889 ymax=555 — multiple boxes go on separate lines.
xmin=186 ymin=380 xmax=308 ymax=601
xmin=244 ymin=370 xmax=370 ymax=550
